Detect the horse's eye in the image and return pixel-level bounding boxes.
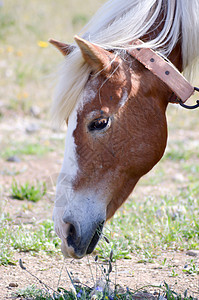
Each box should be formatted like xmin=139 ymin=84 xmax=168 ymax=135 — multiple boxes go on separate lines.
xmin=88 ymin=117 xmax=110 ymax=132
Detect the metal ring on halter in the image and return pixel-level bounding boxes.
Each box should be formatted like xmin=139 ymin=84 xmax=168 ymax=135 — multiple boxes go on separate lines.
xmin=179 ymin=87 xmax=199 ymax=109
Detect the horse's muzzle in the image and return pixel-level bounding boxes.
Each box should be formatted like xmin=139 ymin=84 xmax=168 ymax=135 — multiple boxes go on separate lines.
xmin=62 ymin=216 xmax=105 ymax=258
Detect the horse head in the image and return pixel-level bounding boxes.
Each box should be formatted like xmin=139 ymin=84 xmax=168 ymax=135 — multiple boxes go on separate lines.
xmin=50 ymin=0 xmax=199 ymax=259
xmin=51 ymin=36 xmax=174 ymax=258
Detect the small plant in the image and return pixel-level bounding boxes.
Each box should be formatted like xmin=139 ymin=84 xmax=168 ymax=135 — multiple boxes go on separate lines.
xmin=183 ymin=260 xmax=199 ymax=275
xmin=170 ymin=269 xmax=178 ymax=277
xmin=11 ymin=180 xmax=46 ymax=202
xmin=0 ymin=212 xmax=15 ymax=266
xmin=13 ymin=285 xmax=48 ymax=299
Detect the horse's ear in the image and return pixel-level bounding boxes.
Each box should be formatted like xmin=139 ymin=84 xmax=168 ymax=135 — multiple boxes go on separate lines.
xmin=74 ymin=35 xmax=113 ymax=73
xmin=48 ymin=38 xmax=74 ymax=56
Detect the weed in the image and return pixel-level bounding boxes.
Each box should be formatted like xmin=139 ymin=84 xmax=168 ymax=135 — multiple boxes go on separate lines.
xmin=13 ymin=285 xmax=52 ymax=300
xmin=170 ymin=269 xmax=178 ymax=277
xmin=183 ymin=260 xmax=199 ymax=275
xmin=11 ymin=180 xmax=47 ymax=202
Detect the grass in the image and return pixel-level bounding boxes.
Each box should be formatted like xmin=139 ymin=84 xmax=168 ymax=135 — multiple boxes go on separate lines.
xmin=0 ymin=216 xmax=60 ymax=266
xmin=2 ymin=142 xmax=53 ymax=159
xmin=96 ymin=185 xmax=199 ymax=261
xmin=11 ymin=180 xmax=47 ymax=202
xmin=5 ymin=176 xmax=198 ymax=264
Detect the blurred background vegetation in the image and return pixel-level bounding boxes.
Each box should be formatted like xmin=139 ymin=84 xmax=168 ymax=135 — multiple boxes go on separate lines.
xmin=0 ymin=0 xmax=105 ymax=115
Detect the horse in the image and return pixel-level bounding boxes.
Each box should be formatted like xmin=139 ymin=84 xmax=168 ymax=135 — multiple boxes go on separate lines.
xmin=49 ymin=0 xmax=199 ymax=259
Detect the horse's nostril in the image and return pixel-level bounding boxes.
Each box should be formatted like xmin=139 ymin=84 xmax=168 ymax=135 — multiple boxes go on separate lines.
xmin=68 ymin=224 xmax=76 ymax=236
xmin=67 ymin=223 xmax=81 ymax=248
xmin=63 ymin=217 xmax=81 ymax=248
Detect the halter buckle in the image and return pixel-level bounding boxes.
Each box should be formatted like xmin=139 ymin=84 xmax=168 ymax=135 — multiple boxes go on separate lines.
xmin=179 ymin=87 xmax=199 ymax=110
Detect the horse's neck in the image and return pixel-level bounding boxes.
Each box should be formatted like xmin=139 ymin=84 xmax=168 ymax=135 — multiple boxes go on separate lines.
xmin=167 ymin=42 xmax=183 ymax=72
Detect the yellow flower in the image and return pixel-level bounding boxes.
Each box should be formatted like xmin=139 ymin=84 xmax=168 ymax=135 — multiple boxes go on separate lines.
xmin=37 ymin=40 xmax=48 ymax=48
xmin=17 ymin=91 xmax=29 ymax=100
xmin=22 ymin=92 xmax=29 ymax=98
xmin=16 ymin=50 xmax=23 ymax=57
xmin=7 ymin=46 xmax=14 ymax=53
xmin=44 ymin=140 xmax=50 ymax=146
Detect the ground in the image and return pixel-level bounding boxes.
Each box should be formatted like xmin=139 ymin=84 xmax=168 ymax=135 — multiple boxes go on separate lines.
xmin=1 ymin=0 xmax=199 ymax=299
xmin=0 ymin=105 xmax=199 ymax=299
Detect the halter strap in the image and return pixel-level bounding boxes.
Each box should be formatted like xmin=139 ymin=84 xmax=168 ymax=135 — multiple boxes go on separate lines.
xmin=127 ymin=40 xmax=194 ymax=103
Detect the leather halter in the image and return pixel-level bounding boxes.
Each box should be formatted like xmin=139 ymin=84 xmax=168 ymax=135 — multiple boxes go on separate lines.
xmin=127 ymin=39 xmax=199 ymax=108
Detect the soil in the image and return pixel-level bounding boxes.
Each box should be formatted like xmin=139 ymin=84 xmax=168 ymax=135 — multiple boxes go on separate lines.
xmin=0 ymin=109 xmax=199 ymax=299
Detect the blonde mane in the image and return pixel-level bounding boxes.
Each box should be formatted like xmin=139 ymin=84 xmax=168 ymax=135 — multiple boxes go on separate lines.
xmin=52 ymin=0 xmax=199 ymax=127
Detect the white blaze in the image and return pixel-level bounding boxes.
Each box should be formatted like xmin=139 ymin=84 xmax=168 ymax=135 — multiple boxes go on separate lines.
xmin=53 ymin=105 xmax=78 ymax=241
xmin=53 ymin=80 xmax=108 ymax=257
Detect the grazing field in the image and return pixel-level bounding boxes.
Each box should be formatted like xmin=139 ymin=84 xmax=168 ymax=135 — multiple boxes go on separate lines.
xmin=0 ymin=0 xmax=199 ymax=299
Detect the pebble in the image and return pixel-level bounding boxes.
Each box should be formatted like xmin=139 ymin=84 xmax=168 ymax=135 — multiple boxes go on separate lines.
xmin=30 ymin=105 xmax=41 ymax=118
xmin=132 ymin=292 xmax=157 ymax=299
xmin=6 ymin=156 xmax=21 ymax=163
xmin=186 ymin=250 xmax=198 ymax=257
xmin=25 ymin=123 xmax=40 ymax=134
xmin=9 ymin=282 xmax=18 ymax=287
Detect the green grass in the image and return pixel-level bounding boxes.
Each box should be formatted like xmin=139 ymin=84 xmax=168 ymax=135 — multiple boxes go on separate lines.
xmin=2 ymin=142 xmax=53 ymax=159
xmin=0 ymin=217 xmax=60 ymax=266
xmin=11 ymin=180 xmax=47 ymax=202
xmin=13 ymin=285 xmax=53 ymax=300
xmin=96 ymin=185 xmax=199 ymax=261
xmin=2 ymin=175 xmax=199 ymax=265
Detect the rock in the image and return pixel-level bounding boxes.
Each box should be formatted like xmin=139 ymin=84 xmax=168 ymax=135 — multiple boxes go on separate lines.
xmin=30 ymin=105 xmax=41 ymax=118
xmin=186 ymin=250 xmax=198 ymax=257
xmin=9 ymin=282 xmax=18 ymax=287
xmin=25 ymin=123 xmax=40 ymax=134
xmin=6 ymin=156 xmax=21 ymax=163
xmin=133 ymin=292 xmax=157 ymax=299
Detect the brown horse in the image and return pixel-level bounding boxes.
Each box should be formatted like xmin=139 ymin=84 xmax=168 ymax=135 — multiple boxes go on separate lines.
xmin=50 ymin=0 xmax=199 ymax=258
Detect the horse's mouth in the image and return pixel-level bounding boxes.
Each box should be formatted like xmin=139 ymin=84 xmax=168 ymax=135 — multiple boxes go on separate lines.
xmin=86 ymin=220 xmax=105 ymax=254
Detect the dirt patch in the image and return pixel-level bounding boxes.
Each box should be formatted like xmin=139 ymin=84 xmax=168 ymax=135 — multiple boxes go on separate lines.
xmin=1 ymin=250 xmax=199 ymax=299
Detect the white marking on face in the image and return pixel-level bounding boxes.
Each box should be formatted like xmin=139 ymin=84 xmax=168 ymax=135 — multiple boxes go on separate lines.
xmin=53 ymin=79 xmax=107 ymax=257
xmin=78 ymin=77 xmax=99 ymax=110
xmin=53 ymin=105 xmax=78 ymax=242
xmin=119 ymin=89 xmax=128 ymax=107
